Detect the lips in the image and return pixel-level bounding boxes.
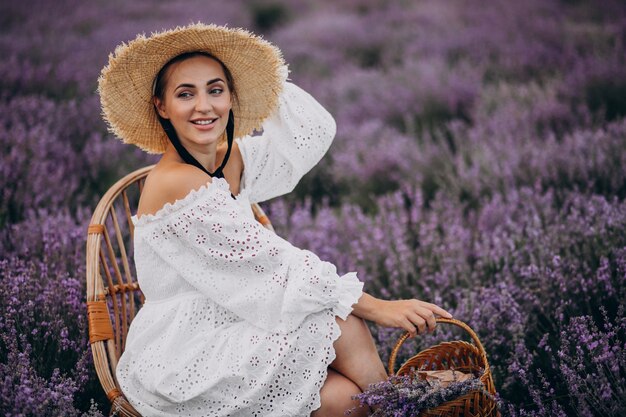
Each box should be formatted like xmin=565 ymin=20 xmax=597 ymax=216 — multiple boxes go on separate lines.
xmin=191 ymin=118 xmax=217 ymax=125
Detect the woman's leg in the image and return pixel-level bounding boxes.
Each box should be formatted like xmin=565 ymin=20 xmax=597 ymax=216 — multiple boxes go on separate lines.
xmin=330 ymin=314 xmax=388 ymax=391
xmin=311 ymin=368 xmax=369 ymax=417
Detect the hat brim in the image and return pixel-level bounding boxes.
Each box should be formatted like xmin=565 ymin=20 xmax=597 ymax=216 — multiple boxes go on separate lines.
xmin=98 ymin=23 xmax=287 ymax=154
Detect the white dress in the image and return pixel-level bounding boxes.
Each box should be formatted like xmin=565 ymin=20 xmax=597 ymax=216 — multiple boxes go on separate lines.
xmin=115 ymin=82 xmax=365 ymax=417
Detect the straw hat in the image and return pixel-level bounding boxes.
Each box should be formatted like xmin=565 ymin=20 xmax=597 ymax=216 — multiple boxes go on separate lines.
xmin=98 ymin=23 xmax=288 ymax=154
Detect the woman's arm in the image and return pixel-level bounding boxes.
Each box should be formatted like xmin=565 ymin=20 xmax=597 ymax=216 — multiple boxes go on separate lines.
xmin=351 ymin=292 xmax=453 ymax=338
xmin=236 ymin=81 xmax=336 ymax=203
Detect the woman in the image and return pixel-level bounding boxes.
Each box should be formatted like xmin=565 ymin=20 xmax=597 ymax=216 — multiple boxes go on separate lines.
xmin=98 ymin=23 xmax=452 ymax=417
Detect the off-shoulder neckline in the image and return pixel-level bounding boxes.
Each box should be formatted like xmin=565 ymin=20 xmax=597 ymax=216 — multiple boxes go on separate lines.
xmin=131 ymin=177 xmax=249 ymax=227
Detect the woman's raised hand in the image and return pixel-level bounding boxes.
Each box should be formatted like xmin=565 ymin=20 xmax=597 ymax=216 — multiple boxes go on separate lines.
xmin=351 ymin=293 xmax=453 ymax=337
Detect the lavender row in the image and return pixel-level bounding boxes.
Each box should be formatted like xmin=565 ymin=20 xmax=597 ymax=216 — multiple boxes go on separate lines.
xmin=266 ymin=182 xmax=626 ymax=414
xmin=1 ymin=0 xmax=625 ymax=415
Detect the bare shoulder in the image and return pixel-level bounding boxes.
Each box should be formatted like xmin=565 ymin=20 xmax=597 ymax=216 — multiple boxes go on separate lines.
xmin=137 ymin=162 xmax=212 ymax=217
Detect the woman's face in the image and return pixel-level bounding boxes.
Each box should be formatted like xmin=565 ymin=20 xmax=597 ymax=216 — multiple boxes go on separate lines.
xmin=154 ymin=55 xmax=232 ymax=151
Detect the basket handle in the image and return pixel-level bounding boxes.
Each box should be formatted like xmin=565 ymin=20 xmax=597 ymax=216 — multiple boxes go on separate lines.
xmin=387 ymin=318 xmax=489 ymax=376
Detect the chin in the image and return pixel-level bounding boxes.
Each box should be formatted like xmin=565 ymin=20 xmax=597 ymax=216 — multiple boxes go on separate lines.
xmin=191 ymin=135 xmax=223 ymax=146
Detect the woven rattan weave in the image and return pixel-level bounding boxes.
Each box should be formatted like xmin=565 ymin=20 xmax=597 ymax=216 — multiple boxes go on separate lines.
xmin=85 ymin=165 xmax=275 ymax=417
xmin=387 ymin=318 xmax=499 ymax=417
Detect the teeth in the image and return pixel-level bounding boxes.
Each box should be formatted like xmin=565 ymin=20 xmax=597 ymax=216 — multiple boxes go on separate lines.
xmin=193 ymin=119 xmax=215 ymax=125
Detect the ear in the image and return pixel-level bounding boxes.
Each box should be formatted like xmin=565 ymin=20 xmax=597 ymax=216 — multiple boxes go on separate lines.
xmin=153 ymin=96 xmax=169 ymax=119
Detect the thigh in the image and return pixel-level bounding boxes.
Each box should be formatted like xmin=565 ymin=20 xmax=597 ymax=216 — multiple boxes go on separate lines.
xmin=311 ymin=368 xmax=369 ymax=417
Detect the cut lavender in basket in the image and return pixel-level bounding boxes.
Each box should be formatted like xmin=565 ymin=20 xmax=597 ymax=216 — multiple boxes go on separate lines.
xmin=347 ymin=372 xmax=491 ymax=416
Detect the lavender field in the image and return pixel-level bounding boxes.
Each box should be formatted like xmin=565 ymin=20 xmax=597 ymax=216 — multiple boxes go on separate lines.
xmin=1 ymin=0 xmax=625 ymax=415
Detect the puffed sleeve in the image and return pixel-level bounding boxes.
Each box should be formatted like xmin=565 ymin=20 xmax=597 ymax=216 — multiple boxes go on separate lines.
xmin=136 ymin=183 xmax=363 ymax=333
xmin=235 ymin=81 xmax=336 ymax=203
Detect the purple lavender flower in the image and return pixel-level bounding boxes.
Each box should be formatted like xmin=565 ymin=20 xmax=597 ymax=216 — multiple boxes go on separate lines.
xmin=350 ymin=373 xmax=493 ymax=416
xmin=2 ymin=0 xmax=626 ymax=415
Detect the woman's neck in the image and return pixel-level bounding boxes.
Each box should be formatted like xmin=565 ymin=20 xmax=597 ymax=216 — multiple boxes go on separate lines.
xmin=164 ymin=142 xmax=218 ymax=172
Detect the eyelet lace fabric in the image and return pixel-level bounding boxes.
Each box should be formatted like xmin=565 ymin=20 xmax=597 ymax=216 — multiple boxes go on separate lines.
xmin=235 ymin=81 xmax=337 ymax=204
xmin=116 ymin=82 xmax=364 ymax=416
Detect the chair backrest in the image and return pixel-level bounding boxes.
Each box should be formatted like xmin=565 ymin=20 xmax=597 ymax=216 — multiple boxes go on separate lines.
xmin=85 ymin=165 xmax=274 ymax=416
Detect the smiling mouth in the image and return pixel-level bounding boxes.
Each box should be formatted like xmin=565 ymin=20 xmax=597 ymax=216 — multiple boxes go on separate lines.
xmin=191 ymin=118 xmax=217 ymax=125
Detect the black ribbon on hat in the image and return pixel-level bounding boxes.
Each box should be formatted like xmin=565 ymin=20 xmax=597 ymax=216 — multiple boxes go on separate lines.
xmin=157 ymin=110 xmax=236 ymax=199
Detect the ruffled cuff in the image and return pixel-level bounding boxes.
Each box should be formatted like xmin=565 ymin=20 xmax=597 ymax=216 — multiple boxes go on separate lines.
xmin=333 ymin=272 xmax=364 ymax=320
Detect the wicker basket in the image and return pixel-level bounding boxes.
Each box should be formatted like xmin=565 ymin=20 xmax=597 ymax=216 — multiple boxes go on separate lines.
xmin=387 ymin=318 xmax=499 ymax=417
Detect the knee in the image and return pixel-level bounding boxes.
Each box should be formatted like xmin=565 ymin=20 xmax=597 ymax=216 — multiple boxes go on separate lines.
xmin=322 ymin=384 xmax=364 ymax=417
xmin=336 ymin=314 xmax=371 ymax=339
xmin=339 ymin=313 xmax=366 ymax=326
xmin=314 ymin=370 xmax=368 ymax=417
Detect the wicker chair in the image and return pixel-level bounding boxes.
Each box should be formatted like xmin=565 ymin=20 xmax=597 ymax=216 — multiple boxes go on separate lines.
xmin=85 ymin=165 xmax=275 ymax=417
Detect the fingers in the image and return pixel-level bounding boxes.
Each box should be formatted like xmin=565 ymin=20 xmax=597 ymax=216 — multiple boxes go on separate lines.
xmin=422 ymin=301 xmax=453 ymax=319
xmin=400 ymin=318 xmax=418 ymax=338
xmin=412 ymin=301 xmax=452 ymax=333
xmin=378 ymin=299 xmax=453 ymax=337
xmin=408 ymin=312 xmax=428 ymax=335
xmin=421 ymin=310 xmax=437 ymax=332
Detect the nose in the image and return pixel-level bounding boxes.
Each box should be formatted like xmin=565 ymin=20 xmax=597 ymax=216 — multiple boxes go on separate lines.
xmin=195 ymin=91 xmax=212 ymax=113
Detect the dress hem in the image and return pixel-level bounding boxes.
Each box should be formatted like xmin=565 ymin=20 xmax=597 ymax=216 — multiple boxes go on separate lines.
xmin=303 ymin=279 xmax=364 ymax=415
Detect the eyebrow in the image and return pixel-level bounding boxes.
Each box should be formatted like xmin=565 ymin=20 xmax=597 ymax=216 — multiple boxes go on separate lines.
xmin=174 ymin=78 xmax=225 ymax=90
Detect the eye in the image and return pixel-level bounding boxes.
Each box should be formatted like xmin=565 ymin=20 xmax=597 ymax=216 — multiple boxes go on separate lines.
xmin=209 ymin=87 xmax=224 ymax=95
xmin=177 ymin=91 xmax=193 ymax=98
